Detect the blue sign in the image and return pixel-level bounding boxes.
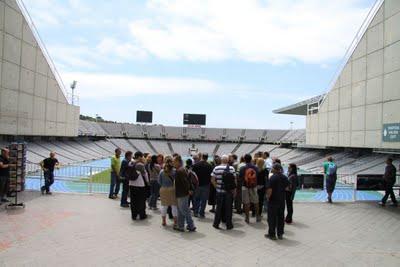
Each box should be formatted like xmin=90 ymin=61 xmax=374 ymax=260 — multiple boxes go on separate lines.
xmin=382 ymin=123 xmax=400 ymax=142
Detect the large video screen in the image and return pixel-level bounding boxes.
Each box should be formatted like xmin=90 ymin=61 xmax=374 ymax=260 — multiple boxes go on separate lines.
xmin=356 ymin=174 xmax=385 ymax=190
xmin=183 ymin=114 xmax=206 ymax=125
xmin=299 ymin=174 xmax=324 ymax=189
xmin=136 ymin=111 xmax=153 ymax=123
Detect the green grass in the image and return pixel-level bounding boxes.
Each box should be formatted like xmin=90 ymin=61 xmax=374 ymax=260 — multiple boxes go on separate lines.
xmin=80 ymin=168 xmax=111 ymax=184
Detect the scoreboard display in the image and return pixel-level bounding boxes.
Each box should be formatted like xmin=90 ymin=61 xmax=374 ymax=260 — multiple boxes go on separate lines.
xmin=183 ymin=114 xmax=206 ymax=125
xmin=136 ymin=111 xmax=153 ymax=123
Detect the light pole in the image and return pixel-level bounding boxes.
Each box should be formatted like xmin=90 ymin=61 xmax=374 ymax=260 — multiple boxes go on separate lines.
xmin=70 ymin=80 xmax=77 ymax=105
xmin=290 ymin=121 xmax=293 ymax=130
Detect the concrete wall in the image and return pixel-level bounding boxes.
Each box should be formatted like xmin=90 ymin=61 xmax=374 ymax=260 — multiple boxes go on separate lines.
xmin=306 ymin=0 xmax=400 ymax=149
xmin=0 ymin=0 xmax=79 ymax=136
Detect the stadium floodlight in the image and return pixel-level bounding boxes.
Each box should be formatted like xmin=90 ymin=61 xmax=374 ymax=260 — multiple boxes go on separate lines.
xmin=70 ymin=80 xmax=77 ymax=105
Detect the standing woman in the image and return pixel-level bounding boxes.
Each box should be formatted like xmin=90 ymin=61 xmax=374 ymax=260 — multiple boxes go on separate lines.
xmin=157 ymin=154 xmax=164 ymax=168
xmin=256 ymin=158 xmax=268 ymax=220
xmin=285 ymin=163 xmax=298 ymax=224
xmin=148 ymin=155 xmax=161 ymax=210
xmin=158 ymin=156 xmax=178 ymax=227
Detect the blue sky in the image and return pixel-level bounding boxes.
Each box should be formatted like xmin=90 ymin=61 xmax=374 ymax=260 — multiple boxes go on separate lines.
xmin=25 ymin=0 xmax=375 ymax=129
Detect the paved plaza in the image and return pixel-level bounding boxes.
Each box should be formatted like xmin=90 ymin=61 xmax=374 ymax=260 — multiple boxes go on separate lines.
xmin=0 ymin=192 xmax=399 ymax=266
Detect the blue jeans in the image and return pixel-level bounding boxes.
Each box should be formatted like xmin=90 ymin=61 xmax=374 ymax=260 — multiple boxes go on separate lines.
xmin=149 ymin=180 xmax=160 ymax=208
xmin=193 ymin=185 xmax=209 ymax=216
xmin=177 ymin=196 xmax=195 ymax=230
xmin=41 ymin=171 xmax=54 ymax=193
xmin=109 ymin=172 xmax=120 ymax=197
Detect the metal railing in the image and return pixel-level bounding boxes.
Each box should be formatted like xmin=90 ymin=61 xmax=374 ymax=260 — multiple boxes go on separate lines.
xmin=24 ymin=162 xmax=396 ymax=202
xmin=16 ymin=0 xmax=72 ymax=104
xmin=26 ymin=163 xmax=110 ymax=194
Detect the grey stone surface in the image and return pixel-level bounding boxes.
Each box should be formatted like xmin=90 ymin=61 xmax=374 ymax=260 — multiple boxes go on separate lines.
xmin=0 ymin=191 xmax=399 ymax=266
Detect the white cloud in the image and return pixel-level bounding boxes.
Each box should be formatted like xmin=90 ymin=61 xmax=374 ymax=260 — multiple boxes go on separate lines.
xmin=129 ymin=0 xmax=371 ymax=64
xmin=96 ymin=38 xmax=148 ymax=60
xmin=61 ymin=72 xmax=223 ymax=99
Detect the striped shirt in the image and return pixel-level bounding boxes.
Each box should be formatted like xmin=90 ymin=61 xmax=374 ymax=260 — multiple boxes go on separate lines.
xmin=211 ymin=164 xmax=236 ymax=193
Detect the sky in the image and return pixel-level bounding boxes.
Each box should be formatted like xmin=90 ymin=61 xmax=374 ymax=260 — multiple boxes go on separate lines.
xmin=24 ymin=0 xmax=375 ymax=129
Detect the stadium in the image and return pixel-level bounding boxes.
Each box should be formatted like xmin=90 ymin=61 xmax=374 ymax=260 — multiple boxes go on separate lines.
xmin=1 ymin=0 xmax=399 ymax=266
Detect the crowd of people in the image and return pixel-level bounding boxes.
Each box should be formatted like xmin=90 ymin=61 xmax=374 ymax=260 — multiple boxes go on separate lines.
xmin=108 ymin=148 xmax=300 ymax=239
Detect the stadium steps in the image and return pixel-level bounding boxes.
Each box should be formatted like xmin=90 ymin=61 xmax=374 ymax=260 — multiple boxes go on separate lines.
xmin=167 ymin=142 xmax=174 ymax=154
xmin=249 ymin=143 xmax=262 ymax=154
xmin=231 ymin=143 xmax=242 ymax=154
xmin=34 ymin=142 xmax=76 ymax=162
xmin=80 ymin=141 xmax=111 ymax=156
xmin=125 ymin=139 xmax=140 ymax=152
xmin=213 ymin=144 xmax=220 ymax=155
xmin=74 ymin=141 xmax=107 ymax=158
xmin=146 ymin=140 xmax=158 ymax=154
xmin=51 ymin=141 xmax=94 ymax=160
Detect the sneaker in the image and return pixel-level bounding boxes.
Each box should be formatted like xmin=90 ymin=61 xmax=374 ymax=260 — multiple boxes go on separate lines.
xmin=193 ymin=213 xmax=199 ymax=218
xmin=187 ymin=226 xmax=197 ymax=232
xmin=209 ymin=209 xmax=215 ymax=213
xmin=265 ymin=234 xmax=277 ymax=240
xmin=199 ymin=214 xmax=205 ymax=219
xmin=278 ymin=235 xmax=283 ymax=240
xmin=173 ymin=226 xmax=184 ymax=232
xmin=120 ymin=203 xmax=129 ymax=208
xmin=226 ymin=225 xmax=234 ymax=230
xmin=41 ymin=187 xmax=45 ymax=195
xmin=212 ymin=224 xmax=220 ymax=230
xmin=1 ymin=198 xmax=10 ymax=203
xmin=139 ymin=215 xmax=147 ymax=220
xmin=109 ymin=196 xmax=116 ymax=199
xmin=378 ymin=202 xmax=386 ymax=207
xmin=245 ymin=217 xmax=250 ymax=224
xmin=46 ymin=192 xmax=52 ymax=195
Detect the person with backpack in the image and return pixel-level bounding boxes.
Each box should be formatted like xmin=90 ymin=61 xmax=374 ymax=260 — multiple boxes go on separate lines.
xmin=234 ymin=156 xmax=246 ymax=214
xmin=265 ymin=163 xmax=289 ymax=240
xmin=256 ymin=158 xmax=268 ymax=219
xmin=158 ymin=156 xmax=178 ymax=227
xmin=211 ymin=155 xmax=236 ymax=230
xmin=239 ymin=154 xmax=260 ymax=223
xmin=323 ymin=157 xmax=337 ymax=203
xmin=185 ymin=158 xmax=198 ymax=210
xmin=127 ymin=151 xmax=149 ymax=220
xmin=174 ymin=155 xmax=196 ymax=232
xmin=119 ymin=151 xmax=133 ymax=208
xmin=285 ymin=163 xmax=298 ymax=223
xmin=192 ymin=153 xmax=213 ymax=218
xmin=148 ymin=155 xmax=162 ymax=210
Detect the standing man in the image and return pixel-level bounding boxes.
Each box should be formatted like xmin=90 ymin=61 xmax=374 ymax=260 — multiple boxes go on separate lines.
xmin=265 ymin=163 xmax=289 ymax=240
xmin=239 ymin=154 xmax=260 ymax=223
xmin=323 ymin=156 xmax=337 ymax=203
xmin=211 ymin=155 xmax=236 ymax=230
xmin=234 ymin=156 xmax=246 ymax=214
xmin=192 ymin=153 xmax=213 ymax=218
xmin=379 ymin=158 xmax=398 ymax=207
xmin=129 ymin=151 xmax=149 ymax=220
xmin=119 ymin=151 xmax=133 ymax=208
xmin=109 ymin=148 xmax=122 ymax=199
xmin=0 ymin=148 xmax=12 ymax=204
xmin=40 ymin=152 xmax=59 ymax=195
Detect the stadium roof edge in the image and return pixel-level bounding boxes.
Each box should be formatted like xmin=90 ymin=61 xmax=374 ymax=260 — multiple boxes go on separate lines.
xmin=273 ymin=94 xmax=326 ymax=115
